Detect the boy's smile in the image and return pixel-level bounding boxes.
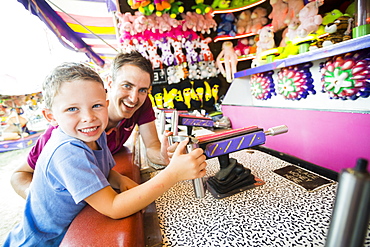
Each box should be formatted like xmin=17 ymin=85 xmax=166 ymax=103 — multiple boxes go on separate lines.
xmin=45 ymin=79 xmax=108 ymax=149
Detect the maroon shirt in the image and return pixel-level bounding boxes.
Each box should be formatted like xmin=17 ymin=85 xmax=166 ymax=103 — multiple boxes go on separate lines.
xmin=28 ymin=97 xmax=155 ymax=169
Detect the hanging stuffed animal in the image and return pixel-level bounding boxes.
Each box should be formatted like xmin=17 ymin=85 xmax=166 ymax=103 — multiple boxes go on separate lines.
xmin=190 ymin=80 xmax=202 ymax=110
xmin=151 ymin=85 xmax=164 ymax=108
xmin=268 ymin=0 xmax=289 ymax=32
xmin=181 ymin=80 xmax=192 ymax=109
xmin=159 ymin=39 xmax=175 ymax=67
xmin=147 ymin=40 xmax=162 ymax=69
xmin=198 ymin=36 xmax=214 ymax=62
xmin=163 ymin=86 xmax=178 ymax=109
xmin=169 ymin=38 xmax=186 ymax=66
xmin=193 ymin=80 xmax=205 ymax=108
xmin=183 ymin=39 xmax=199 ymax=66
xmin=166 ymin=66 xmax=180 ymax=84
xmin=188 ymin=62 xmax=200 ymax=80
xmin=192 ymin=0 xmax=212 ymax=15
xmin=216 ymin=41 xmax=238 ymax=83
xmin=282 ymin=0 xmax=304 ymax=26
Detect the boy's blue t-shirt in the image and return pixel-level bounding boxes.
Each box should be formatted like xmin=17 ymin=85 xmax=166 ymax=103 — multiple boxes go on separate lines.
xmin=4 ymin=128 xmax=116 ymax=246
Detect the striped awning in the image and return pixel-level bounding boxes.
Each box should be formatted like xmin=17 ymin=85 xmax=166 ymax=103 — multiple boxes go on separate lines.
xmin=16 ymin=0 xmax=120 ymax=67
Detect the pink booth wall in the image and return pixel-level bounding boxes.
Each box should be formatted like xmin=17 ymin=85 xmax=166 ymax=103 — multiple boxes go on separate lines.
xmin=221 ymin=105 xmax=370 ymax=173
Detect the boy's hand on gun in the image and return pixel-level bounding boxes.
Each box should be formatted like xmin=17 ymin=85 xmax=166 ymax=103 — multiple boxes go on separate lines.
xmin=166 ymin=138 xmax=207 ymax=182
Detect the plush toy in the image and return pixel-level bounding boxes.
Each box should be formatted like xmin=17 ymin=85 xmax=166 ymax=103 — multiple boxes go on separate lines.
xmin=296 ymin=0 xmax=323 ymax=38
xmin=128 ymin=0 xmax=151 ymax=9
xmin=282 ymin=0 xmax=304 ymax=26
xmin=256 ymin=25 xmax=275 ymax=56
xmin=211 ymin=0 xmax=231 ymax=9
xmin=192 ymin=0 xmax=212 ymax=15
xmin=132 ymin=13 xmax=148 ymax=34
xmin=167 ymin=66 xmax=180 ymax=84
xmin=216 ymin=41 xmax=238 ymax=83
xmin=198 ymin=61 xmax=210 ymax=80
xmin=321 ymin=15 xmax=353 ymax=47
xmin=207 ymin=61 xmax=219 ymax=78
xmin=169 ymin=38 xmax=186 ymax=66
xmin=138 ymin=3 xmax=155 ymax=16
xmin=188 ymin=62 xmax=200 ymax=80
xmin=181 ymin=11 xmax=198 ymax=32
xmin=155 ymin=14 xmax=172 ymax=33
xmin=159 ymin=40 xmax=175 ymax=66
xmin=181 ymin=80 xmax=192 ymax=109
xmin=162 ymin=13 xmax=180 ymax=29
xmin=154 ymin=0 xmax=171 ymax=16
xmin=322 ymin=9 xmax=344 ymax=26
xmin=268 ymin=0 xmax=289 ymax=32
xmin=252 ymin=25 xmax=275 ymax=67
xmin=147 ymin=40 xmax=162 ymax=69
xmin=152 ymin=85 xmax=164 ymax=108
xmin=234 ymin=38 xmax=251 ymax=57
xmin=203 ymin=78 xmax=221 ymax=110
xmin=250 ymin=7 xmax=269 ymax=33
xmin=236 ymin=10 xmax=253 ymax=34
xmin=203 ymin=12 xmax=218 ymax=34
xmin=184 ymin=39 xmax=199 ymax=65
xmin=168 ymin=1 xmax=184 ymax=18
xmin=163 ymin=86 xmax=178 ymax=108
xmin=192 ymin=80 xmax=205 ymax=108
xmin=198 ymin=36 xmax=214 ymax=62
xmin=189 ymin=81 xmax=202 ymax=109
xmin=282 ymin=15 xmax=301 ymax=43
xmin=116 ymin=12 xmax=135 ymax=35
xmin=217 ymin=13 xmax=237 ymax=36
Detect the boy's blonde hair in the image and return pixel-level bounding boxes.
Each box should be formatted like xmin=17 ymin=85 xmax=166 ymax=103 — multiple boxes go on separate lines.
xmin=43 ymin=62 xmax=104 ymax=109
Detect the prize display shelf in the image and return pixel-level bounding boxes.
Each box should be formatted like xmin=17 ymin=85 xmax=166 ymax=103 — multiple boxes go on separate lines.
xmin=235 ymin=34 xmax=370 ymax=78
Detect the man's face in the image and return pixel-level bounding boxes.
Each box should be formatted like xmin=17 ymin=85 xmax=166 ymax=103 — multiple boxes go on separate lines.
xmin=107 ymin=64 xmax=151 ymax=121
xmin=45 ymin=80 xmax=108 ymax=149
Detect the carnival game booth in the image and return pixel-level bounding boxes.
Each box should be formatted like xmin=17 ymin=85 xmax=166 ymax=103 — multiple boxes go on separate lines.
xmin=13 ymin=0 xmax=370 ymax=246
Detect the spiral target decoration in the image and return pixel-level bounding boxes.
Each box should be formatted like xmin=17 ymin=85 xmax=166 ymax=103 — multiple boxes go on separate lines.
xmin=320 ymin=51 xmax=370 ymax=100
xmin=276 ymin=62 xmax=315 ymax=100
xmin=250 ymin=71 xmax=276 ymax=100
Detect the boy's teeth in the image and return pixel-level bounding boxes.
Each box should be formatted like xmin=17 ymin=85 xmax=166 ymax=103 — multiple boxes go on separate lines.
xmin=81 ymin=127 xmax=97 ymax=133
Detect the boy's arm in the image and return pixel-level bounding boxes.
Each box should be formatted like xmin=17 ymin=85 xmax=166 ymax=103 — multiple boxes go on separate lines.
xmin=10 ymin=161 xmax=34 ymax=199
xmin=85 ymin=139 xmax=206 ymax=219
xmin=107 ymin=170 xmax=138 ymax=192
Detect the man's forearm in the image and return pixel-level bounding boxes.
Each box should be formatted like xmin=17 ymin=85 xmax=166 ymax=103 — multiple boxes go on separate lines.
xmin=146 ymin=148 xmax=169 ymax=166
xmin=10 ymin=172 xmax=33 ymax=199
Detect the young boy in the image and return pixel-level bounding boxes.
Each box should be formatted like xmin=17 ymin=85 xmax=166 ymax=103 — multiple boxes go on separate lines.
xmin=4 ymin=63 xmax=206 ymax=246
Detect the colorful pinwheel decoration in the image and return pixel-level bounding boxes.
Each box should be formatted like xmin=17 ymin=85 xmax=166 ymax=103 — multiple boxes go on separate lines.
xmin=250 ymin=71 xmax=276 ymax=100
xmin=320 ymin=51 xmax=370 ymax=100
xmin=276 ymin=62 xmax=315 ymax=100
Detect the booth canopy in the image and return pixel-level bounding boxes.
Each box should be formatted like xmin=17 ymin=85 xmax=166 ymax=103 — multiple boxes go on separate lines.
xmin=16 ymin=0 xmax=119 ymax=68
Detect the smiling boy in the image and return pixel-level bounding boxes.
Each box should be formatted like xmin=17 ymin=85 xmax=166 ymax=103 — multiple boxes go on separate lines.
xmin=4 ymin=63 xmax=206 ymax=246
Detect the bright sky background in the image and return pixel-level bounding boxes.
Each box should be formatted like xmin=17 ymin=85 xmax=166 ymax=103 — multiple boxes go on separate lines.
xmin=0 ymin=1 xmax=87 ymax=95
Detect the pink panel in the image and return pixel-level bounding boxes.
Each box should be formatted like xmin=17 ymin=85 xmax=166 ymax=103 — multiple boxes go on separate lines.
xmin=221 ymin=105 xmax=370 ymax=173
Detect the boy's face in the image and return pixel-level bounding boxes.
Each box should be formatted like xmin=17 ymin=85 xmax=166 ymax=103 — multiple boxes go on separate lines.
xmin=107 ymin=64 xmax=150 ymax=121
xmin=44 ymin=80 xmax=108 ymax=148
